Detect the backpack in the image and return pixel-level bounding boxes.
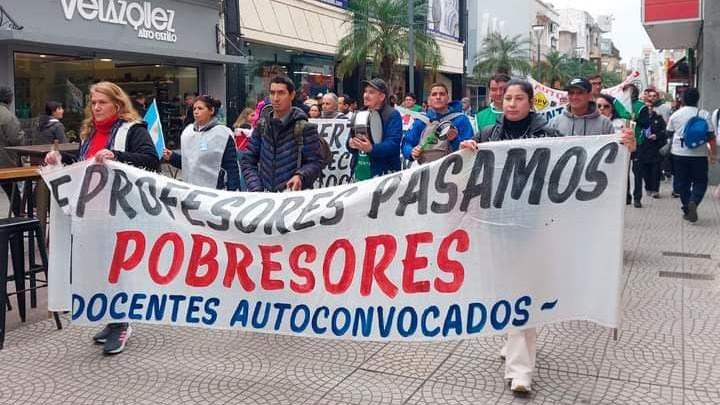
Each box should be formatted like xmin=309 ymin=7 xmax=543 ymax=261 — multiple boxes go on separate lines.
xmin=415 ymin=112 xmax=463 ymax=164
xmin=681 ymin=109 xmax=710 ymax=149
xmin=292 ymin=120 xmax=332 ymax=170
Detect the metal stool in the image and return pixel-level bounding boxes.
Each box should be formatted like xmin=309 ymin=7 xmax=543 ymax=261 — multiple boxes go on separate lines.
xmin=1 ymin=217 xmax=62 ymax=350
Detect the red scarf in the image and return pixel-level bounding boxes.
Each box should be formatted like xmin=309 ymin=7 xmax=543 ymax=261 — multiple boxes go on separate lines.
xmin=86 ymin=115 xmax=117 ymax=158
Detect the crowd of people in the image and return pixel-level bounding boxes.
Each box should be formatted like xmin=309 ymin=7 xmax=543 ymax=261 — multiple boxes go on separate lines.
xmin=0 ymin=69 xmax=717 ymax=392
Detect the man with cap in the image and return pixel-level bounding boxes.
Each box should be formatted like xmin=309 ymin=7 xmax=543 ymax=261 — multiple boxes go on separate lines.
xmin=0 ymin=86 xmax=24 ymax=216
xmin=348 ymin=78 xmax=402 ymax=179
xmin=548 ymin=77 xmax=615 ymax=136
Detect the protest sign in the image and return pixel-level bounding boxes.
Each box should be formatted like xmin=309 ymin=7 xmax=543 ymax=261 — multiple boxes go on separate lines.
xmin=310 ymin=118 xmax=352 ymax=188
xmin=44 ymin=135 xmax=628 ymax=341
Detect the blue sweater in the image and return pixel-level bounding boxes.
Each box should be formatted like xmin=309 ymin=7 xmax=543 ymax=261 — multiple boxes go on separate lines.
xmin=402 ymin=101 xmax=474 ymax=160
xmin=349 ymin=105 xmax=402 ymax=177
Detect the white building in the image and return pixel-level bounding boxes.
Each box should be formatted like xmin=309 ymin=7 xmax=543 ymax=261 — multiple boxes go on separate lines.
xmin=557 ymin=9 xmax=605 ymax=61
xmin=531 ymin=0 xmax=560 ymax=63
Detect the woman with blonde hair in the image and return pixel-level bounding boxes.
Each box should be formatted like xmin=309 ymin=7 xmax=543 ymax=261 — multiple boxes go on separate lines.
xmin=45 ymin=81 xmax=159 ymax=355
xmin=233 ymin=107 xmax=256 ymax=130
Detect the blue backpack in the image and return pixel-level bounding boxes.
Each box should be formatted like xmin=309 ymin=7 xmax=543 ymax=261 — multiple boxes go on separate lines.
xmin=682 ymin=110 xmax=710 ymax=149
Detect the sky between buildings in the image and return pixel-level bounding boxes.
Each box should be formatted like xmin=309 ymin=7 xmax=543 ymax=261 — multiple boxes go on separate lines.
xmin=546 ymin=0 xmax=654 ymax=62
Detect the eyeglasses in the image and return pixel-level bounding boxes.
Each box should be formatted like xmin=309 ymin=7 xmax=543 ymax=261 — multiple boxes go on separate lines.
xmin=597 ymin=104 xmax=611 ymax=109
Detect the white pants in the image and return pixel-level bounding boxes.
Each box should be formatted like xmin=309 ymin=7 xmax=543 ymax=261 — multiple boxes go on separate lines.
xmin=503 ymin=327 xmax=537 ymax=381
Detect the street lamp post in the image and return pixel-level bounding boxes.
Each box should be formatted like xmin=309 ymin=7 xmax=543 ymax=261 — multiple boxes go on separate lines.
xmin=408 ymin=0 xmax=415 ymax=93
xmin=532 ymin=24 xmax=545 ymax=64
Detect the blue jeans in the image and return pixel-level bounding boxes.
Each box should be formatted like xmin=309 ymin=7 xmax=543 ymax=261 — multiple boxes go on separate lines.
xmin=673 ymin=155 xmax=708 ymax=211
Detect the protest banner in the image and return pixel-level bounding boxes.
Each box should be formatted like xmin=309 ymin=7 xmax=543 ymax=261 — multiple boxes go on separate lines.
xmin=43 ymin=135 xmax=628 ymax=341
xmin=310 ymin=118 xmax=353 ymax=188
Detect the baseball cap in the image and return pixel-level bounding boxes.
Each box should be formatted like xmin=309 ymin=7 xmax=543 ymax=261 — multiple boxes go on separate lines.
xmin=361 ymin=78 xmax=388 ymax=95
xmin=565 ymin=78 xmax=592 ymax=92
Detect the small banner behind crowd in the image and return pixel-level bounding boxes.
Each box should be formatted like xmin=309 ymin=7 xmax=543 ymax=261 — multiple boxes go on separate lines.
xmin=43 ymin=135 xmax=628 ymax=341
xmin=310 ymin=118 xmax=352 ymax=188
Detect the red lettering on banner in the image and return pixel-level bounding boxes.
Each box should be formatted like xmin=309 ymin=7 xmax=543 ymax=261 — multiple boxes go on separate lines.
xmin=435 ymin=229 xmax=469 ymax=293
xmin=223 ymin=242 xmax=255 ymax=291
xmin=148 ymin=232 xmax=185 ymax=285
xmin=108 ymin=231 xmax=146 ymax=283
xmin=360 ymin=235 xmax=399 ymax=298
xmin=290 ymin=244 xmax=317 ymax=293
xmin=402 ymin=232 xmax=433 ymax=293
xmin=259 ymin=245 xmax=284 ymax=290
xmin=185 ymin=234 xmax=219 ymax=287
xmin=323 ymin=239 xmax=356 ymax=294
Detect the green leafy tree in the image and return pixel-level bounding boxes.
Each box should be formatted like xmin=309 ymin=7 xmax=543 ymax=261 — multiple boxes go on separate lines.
xmin=473 ymin=33 xmax=531 ymax=79
xmin=336 ymin=0 xmax=443 ymax=87
xmin=532 ymin=51 xmax=569 ymax=87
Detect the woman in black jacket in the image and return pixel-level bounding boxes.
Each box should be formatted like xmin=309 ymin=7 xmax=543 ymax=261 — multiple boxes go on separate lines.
xmin=45 ymin=81 xmax=159 ymax=356
xmin=36 ymin=101 xmax=66 ymax=144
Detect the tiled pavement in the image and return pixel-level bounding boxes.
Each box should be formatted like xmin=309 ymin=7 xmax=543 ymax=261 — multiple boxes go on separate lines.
xmin=2 ymin=181 xmax=720 ymax=404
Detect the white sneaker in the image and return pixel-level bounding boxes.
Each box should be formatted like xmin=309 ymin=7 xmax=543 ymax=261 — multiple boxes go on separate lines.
xmin=510 ymin=377 xmax=532 ymax=393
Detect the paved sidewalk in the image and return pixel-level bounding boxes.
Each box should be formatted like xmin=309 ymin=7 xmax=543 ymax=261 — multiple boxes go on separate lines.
xmin=1 ymin=181 xmax=720 ymax=404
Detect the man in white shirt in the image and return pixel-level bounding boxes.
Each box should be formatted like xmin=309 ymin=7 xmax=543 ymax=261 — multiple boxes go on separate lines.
xmin=666 ymin=88 xmax=717 ymax=222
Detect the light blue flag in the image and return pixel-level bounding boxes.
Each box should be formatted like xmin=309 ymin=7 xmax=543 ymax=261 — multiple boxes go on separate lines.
xmin=144 ymin=100 xmax=165 ymax=158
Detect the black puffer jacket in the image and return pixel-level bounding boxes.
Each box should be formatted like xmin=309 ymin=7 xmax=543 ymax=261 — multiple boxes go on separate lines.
xmin=476 ymin=112 xmax=560 ymax=143
xmin=637 ymin=110 xmax=667 ymax=163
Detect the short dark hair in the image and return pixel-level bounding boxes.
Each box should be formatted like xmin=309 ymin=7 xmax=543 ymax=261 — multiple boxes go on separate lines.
xmin=488 ymin=73 xmax=511 ymax=86
xmin=45 ymin=101 xmax=63 ymax=116
xmin=195 ymin=95 xmax=222 ymax=117
xmin=504 ymin=79 xmax=534 ymax=101
xmin=683 ymin=87 xmax=700 ymax=107
xmin=588 ymin=74 xmax=602 ymax=82
xmin=429 ymin=83 xmax=449 ymax=94
xmin=270 ymin=76 xmax=296 ymax=93
xmin=340 ymin=94 xmax=354 ymax=105
xmin=405 ymin=92 xmax=416 ymax=100
xmin=596 ymin=94 xmax=618 ymax=119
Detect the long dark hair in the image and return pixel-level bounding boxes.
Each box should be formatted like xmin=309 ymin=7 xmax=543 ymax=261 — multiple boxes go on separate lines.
xmin=38 ymin=101 xmax=63 ymax=129
xmin=596 ymin=94 xmax=618 ymax=120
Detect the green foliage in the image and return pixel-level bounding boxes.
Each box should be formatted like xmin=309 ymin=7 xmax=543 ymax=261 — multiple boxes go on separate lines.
xmin=473 ymin=33 xmax=531 ymax=80
xmin=531 ymin=52 xmax=623 ymax=89
xmin=336 ymin=0 xmax=443 ymax=86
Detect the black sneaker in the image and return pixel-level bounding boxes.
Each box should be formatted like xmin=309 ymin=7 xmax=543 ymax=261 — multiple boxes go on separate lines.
xmin=93 ymin=324 xmax=113 ymax=344
xmin=103 ymin=323 xmax=132 ymax=355
xmin=633 ymin=200 xmax=642 ymax=208
xmin=687 ymin=201 xmax=698 ymax=223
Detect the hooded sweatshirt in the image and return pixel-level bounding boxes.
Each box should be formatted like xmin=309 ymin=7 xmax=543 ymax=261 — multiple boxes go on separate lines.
xmin=36 ymin=116 xmax=67 ymax=144
xmin=548 ymin=102 xmax=615 ymax=136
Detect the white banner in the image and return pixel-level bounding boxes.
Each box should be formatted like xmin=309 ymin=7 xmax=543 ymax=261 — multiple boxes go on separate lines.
xmin=43 ymin=135 xmax=628 ymax=341
xmin=310 ymin=118 xmax=352 ymax=188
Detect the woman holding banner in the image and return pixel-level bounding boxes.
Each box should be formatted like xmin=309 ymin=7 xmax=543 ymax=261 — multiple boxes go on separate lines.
xmin=162 ymin=95 xmax=241 ymax=191
xmin=461 ymin=79 xmax=636 ymax=394
xmin=44 ymin=81 xmax=160 ymax=355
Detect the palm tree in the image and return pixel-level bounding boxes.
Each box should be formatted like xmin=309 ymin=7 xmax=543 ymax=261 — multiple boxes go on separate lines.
xmin=336 ymin=0 xmax=443 ymax=87
xmin=534 ymin=51 xmax=569 ymax=87
xmin=473 ymin=33 xmax=531 ymax=79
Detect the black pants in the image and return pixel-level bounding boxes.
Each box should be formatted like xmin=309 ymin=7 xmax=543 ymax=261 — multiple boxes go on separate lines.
xmin=1 ymin=182 xmax=22 ymax=217
xmin=673 ymin=155 xmax=709 ymax=211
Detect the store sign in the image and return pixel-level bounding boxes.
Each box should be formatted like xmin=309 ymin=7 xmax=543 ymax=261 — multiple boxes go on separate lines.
xmin=60 ymin=0 xmax=177 ymax=43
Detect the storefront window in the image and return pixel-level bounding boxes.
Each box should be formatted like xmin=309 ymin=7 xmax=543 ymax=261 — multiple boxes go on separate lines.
xmin=14 ymin=52 xmax=198 ymax=147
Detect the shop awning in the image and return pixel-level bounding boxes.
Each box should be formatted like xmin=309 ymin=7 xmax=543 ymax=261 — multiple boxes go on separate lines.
xmin=0 ymin=30 xmax=248 ymax=65
xmin=642 ymin=0 xmax=702 ymax=49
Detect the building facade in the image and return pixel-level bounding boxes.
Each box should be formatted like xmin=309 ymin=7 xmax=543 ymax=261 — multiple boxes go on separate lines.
xmin=531 ymin=0 xmax=560 ymax=63
xmin=237 ymin=0 xmax=465 ymax=106
xmin=0 ymin=0 xmax=245 ymax=146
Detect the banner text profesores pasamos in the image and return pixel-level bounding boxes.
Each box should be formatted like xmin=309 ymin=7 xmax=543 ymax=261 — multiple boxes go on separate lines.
xmin=43 ymin=135 xmax=628 ymax=341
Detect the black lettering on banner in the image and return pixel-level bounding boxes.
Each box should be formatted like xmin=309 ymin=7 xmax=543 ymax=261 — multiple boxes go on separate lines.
xmin=77 ymin=165 xmax=109 ymax=218
xmin=321 ymin=186 xmax=358 ymax=225
xmin=396 ymin=166 xmax=430 ymax=216
xmin=208 ymin=196 xmax=246 ymax=231
xmin=234 ymin=198 xmax=275 ymax=233
xmin=337 ymin=152 xmax=351 ymax=171
xmin=460 ymin=150 xmax=494 ymax=211
xmin=159 ymin=182 xmax=191 ymax=220
xmin=432 ymin=154 xmax=463 ymax=214
xmin=576 ymin=142 xmax=618 ymax=201
xmin=368 ymin=173 xmax=403 ymax=219
xmin=135 ymin=176 xmax=162 ymax=216
xmin=330 ymin=122 xmax=348 ymax=148
xmin=293 ymin=191 xmax=334 ymax=231
xmin=49 ymin=175 xmax=72 ymax=208
xmin=493 ymin=148 xmax=550 ymax=208
xmin=548 ymin=146 xmax=586 ymax=203
xmin=181 ymin=190 xmax=218 ymax=227
xmin=265 ymin=196 xmax=306 ymax=235
xmin=109 ymin=169 xmax=136 ymax=218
